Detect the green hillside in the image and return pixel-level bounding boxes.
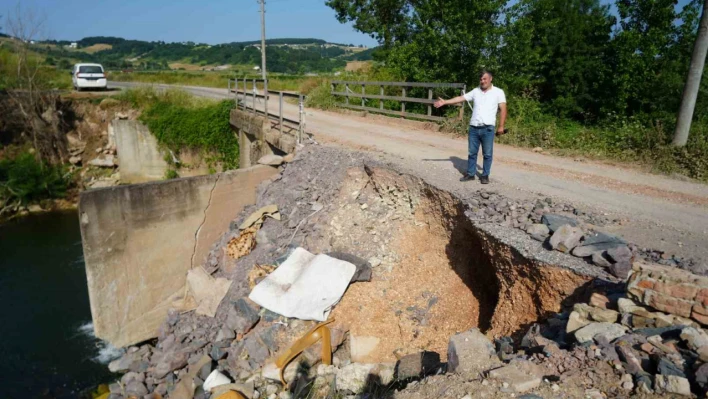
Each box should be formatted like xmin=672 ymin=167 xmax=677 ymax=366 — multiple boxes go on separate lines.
xmin=34 ymin=36 xmax=371 ymax=74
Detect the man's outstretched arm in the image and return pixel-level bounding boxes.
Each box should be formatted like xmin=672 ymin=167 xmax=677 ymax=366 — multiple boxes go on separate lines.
xmin=497 ymin=102 xmax=507 ymax=134
xmin=434 ymin=96 xmax=466 ymax=108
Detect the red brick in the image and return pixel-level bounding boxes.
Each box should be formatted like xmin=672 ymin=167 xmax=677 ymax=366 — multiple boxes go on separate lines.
xmin=653 ymin=280 xmax=699 ymax=300
xmin=589 ymin=293 xmax=610 ymax=309
xmin=692 ymin=310 xmax=708 ymax=326
xmin=697 ymin=297 xmax=708 ymax=307
xmin=645 ymin=290 xmax=693 ymax=318
xmin=637 ymin=279 xmax=655 ymax=289
xmin=693 ymin=303 xmax=708 ymax=316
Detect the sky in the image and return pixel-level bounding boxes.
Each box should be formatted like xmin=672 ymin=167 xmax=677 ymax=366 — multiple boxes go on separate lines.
xmin=0 ymin=0 xmax=697 ymax=46
xmin=0 ymin=0 xmax=379 ymax=46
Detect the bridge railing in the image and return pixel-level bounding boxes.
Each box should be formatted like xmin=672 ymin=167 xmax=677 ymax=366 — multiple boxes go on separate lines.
xmin=227 ymin=78 xmax=305 ymax=143
xmin=330 ymin=80 xmax=467 ymax=122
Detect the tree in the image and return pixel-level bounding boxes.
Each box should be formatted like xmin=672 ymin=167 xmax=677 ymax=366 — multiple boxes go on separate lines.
xmin=500 ymin=0 xmax=614 ymax=119
xmin=4 ymin=3 xmax=67 ymax=165
xmin=607 ymin=0 xmax=700 ymax=118
xmin=327 ymin=0 xmax=506 ymax=84
xmin=673 ymin=0 xmax=708 ymax=147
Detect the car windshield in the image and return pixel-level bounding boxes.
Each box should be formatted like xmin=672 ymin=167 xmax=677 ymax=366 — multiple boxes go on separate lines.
xmin=79 ymin=66 xmax=103 ymax=74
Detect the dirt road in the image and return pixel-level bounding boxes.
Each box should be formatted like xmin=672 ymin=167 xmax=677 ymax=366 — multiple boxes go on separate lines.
xmin=110 ymin=82 xmax=708 ymax=267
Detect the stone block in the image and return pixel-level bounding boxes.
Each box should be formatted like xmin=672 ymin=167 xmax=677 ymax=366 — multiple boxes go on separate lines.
xmin=574 ymin=323 xmax=628 ymax=344
xmin=609 ymin=260 xmax=632 ymax=280
xmin=589 ymin=293 xmax=611 ymax=309
xmin=487 ymin=360 xmax=542 ymax=393
xmin=526 ymin=224 xmax=549 ymax=241
xmin=541 ymin=214 xmax=578 ymax=232
xmin=447 ymin=329 xmax=499 ymax=376
xmin=335 ymin=363 xmax=395 ymax=394
xmin=395 ymin=351 xmax=441 ymax=380
xmin=654 ymin=375 xmax=691 ymax=396
xmin=226 ymin=298 xmax=261 ymax=334
xmin=549 ymin=225 xmax=584 ymax=253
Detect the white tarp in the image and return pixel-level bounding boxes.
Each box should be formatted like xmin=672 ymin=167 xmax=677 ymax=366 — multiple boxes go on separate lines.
xmin=248 ymin=247 xmax=356 ymax=321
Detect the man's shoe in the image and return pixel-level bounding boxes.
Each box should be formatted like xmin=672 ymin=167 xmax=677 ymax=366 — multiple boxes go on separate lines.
xmin=460 ymin=174 xmax=476 ymax=182
xmin=480 ymin=175 xmax=490 ymax=184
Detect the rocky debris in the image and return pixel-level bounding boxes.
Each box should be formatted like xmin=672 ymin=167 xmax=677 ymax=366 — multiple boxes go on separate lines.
xmin=487 ymin=360 xmax=543 ymax=393
xmin=335 ymin=363 xmax=395 ymax=393
xmin=225 ymin=298 xmax=261 ymax=334
xmin=98 ymin=145 xmax=708 ymax=399
xmin=258 ymin=154 xmax=284 ymax=166
xmin=526 ymin=223 xmax=549 ymax=242
xmin=447 ymin=329 xmax=499 ymax=376
xmin=574 ymin=322 xmax=628 ymax=344
xmin=549 ymin=225 xmax=584 ymax=253
xmin=628 ymin=262 xmax=708 ymax=326
xmin=680 ymin=327 xmax=708 ymax=361
xmin=88 ymin=154 xmax=117 ymax=168
xmin=655 ymin=374 xmax=692 ymax=396
xmin=541 ymin=213 xmax=579 ymax=233
xmin=327 ymin=252 xmax=372 ymax=283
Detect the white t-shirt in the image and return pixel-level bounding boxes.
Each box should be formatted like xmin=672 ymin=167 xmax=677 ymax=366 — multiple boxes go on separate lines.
xmin=463 ymin=86 xmax=506 ymax=127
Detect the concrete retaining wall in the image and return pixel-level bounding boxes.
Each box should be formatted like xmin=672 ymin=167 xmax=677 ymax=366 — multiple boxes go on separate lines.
xmin=79 ymin=165 xmax=278 ymax=347
xmin=113 ymin=120 xmax=169 ymax=183
xmin=230 ymin=109 xmax=297 ymax=168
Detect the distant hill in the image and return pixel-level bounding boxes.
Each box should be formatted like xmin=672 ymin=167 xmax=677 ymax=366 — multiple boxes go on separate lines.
xmin=35 ymin=36 xmax=372 ymax=74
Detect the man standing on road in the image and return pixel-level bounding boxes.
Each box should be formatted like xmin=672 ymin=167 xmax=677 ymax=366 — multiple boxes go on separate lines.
xmin=434 ymin=71 xmax=507 ymax=184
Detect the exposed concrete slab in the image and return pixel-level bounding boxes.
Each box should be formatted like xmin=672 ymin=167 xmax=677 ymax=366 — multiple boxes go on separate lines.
xmin=113 ymin=120 xmax=168 ymax=183
xmin=79 ymin=165 xmax=278 ymax=348
xmin=230 ymin=109 xmax=297 ymax=168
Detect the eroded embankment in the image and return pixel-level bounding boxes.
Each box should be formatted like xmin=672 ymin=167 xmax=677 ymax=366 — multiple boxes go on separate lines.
xmin=323 ymin=165 xmax=593 ymax=363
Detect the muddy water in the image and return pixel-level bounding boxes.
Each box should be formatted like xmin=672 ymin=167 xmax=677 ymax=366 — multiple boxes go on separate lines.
xmin=0 ymin=211 xmax=117 ymax=399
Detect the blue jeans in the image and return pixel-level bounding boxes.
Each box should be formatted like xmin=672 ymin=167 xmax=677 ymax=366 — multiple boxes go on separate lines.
xmin=468 ymin=125 xmax=495 ymax=177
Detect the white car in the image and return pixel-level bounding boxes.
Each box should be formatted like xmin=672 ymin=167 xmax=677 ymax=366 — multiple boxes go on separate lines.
xmin=72 ymin=63 xmax=107 ymax=91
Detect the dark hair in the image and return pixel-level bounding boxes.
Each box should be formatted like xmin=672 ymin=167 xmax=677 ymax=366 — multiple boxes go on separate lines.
xmin=480 ymin=70 xmax=493 ymax=79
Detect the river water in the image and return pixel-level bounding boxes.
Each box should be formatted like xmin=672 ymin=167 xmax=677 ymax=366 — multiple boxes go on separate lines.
xmin=0 ymin=211 xmax=118 ymax=399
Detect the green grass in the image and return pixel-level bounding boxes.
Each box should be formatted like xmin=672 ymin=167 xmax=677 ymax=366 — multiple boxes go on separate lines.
xmin=0 ymin=46 xmax=72 ymax=90
xmin=117 ymin=87 xmax=240 ymax=171
xmin=0 ymin=152 xmax=70 ymax=207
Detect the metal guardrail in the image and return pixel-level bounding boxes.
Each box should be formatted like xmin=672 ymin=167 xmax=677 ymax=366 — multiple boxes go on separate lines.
xmin=330 ymin=80 xmax=466 ymax=122
xmin=227 ymin=78 xmax=305 ymax=143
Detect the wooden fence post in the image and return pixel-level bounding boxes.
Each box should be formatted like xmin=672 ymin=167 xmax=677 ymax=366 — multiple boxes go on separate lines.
xmin=428 ymin=88 xmax=433 ymax=116
xmin=279 ymin=91 xmax=284 ymax=135
xmin=380 ymin=85 xmax=384 ymax=110
xmin=401 ymin=87 xmax=406 ymax=114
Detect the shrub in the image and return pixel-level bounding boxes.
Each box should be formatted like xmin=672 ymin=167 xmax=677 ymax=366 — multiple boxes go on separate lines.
xmin=139 ymin=99 xmax=239 ymax=170
xmin=0 ymin=152 xmax=69 ymax=206
xmin=304 ymin=82 xmax=338 ymax=110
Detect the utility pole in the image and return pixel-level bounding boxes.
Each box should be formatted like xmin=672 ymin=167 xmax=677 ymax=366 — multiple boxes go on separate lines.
xmin=259 ymin=0 xmax=268 ymax=116
xmin=259 ymin=0 xmax=267 ymax=80
xmin=673 ymin=0 xmax=708 ymax=147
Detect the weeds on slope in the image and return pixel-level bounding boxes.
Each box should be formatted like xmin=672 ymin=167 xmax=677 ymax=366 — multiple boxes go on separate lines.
xmin=117 ymin=87 xmax=239 ymax=171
